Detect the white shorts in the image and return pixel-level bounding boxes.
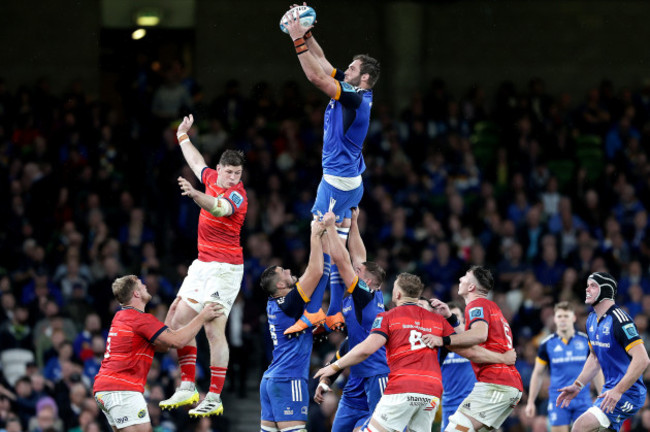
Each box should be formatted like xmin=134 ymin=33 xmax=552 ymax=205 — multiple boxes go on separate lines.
xmin=372 ymin=393 xmax=440 ymax=432
xmin=454 ymin=382 xmax=522 ymax=429
xmin=177 ymin=259 xmax=243 ymax=316
xmin=94 ymin=391 xmax=150 ymax=429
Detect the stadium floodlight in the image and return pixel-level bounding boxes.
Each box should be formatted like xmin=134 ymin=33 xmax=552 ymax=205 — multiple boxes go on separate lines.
xmin=132 ymin=28 xmax=147 ymax=40
xmin=135 ymin=8 xmax=162 ymax=26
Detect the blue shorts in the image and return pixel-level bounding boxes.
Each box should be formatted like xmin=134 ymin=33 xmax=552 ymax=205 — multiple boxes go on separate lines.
xmin=333 ymin=400 xmax=368 ymax=432
xmin=334 ymin=375 xmax=370 ymax=431
xmin=311 ymin=178 xmax=363 ymax=222
xmin=593 ymin=392 xmax=645 ymax=431
xmin=364 ymin=373 xmax=389 ymax=413
xmin=260 ymin=377 xmax=308 ymax=423
xmin=547 ymin=396 xmax=591 ymax=426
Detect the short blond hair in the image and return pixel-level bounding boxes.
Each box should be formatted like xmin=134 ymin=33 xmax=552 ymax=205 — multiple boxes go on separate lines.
xmin=396 ymin=273 xmax=424 ymax=298
xmin=112 ymin=275 xmax=138 ymax=305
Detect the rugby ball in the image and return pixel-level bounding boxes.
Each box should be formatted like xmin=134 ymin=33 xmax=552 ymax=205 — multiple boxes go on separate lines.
xmin=279 ymin=5 xmax=316 ymax=34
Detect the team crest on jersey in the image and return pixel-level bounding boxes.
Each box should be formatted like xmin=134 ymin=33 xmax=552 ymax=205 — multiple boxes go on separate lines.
xmin=623 ymin=323 xmax=639 ymax=339
xmin=469 ymin=307 xmax=484 ymax=319
xmin=301 ymin=406 xmax=308 ymax=415
xmin=602 ymin=323 xmax=611 ymax=335
xmin=229 ymin=191 xmax=243 ymax=208
xmin=138 ymin=409 xmax=146 ymax=418
xmin=372 ymin=317 xmax=383 ymax=329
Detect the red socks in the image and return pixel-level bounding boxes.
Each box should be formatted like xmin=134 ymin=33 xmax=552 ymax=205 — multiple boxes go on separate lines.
xmin=209 ymin=366 xmax=227 ymax=394
xmin=178 ymin=346 xmax=197 ymax=383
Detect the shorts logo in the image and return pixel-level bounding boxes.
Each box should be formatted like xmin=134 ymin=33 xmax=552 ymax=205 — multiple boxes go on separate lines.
xmin=116 ymin=416 xmax=129 ymax=424
xmin=424 ymin=399 xmax=438 ymax=411
xmin=372 ymin=317 xmax=383 ymax=329
xmin=301 ymin=406 xmax=308 ymax=415
xmin=623 ymin=323 xmax=639 ymax=339
xmin=284 ymin=407 xmax=293 ymax=415
xmin=469 ymin=307 xmax=484 ymax=319
xmin=621 ymin=401 xmax=634 ymax=412
xmin=229 ymin=191 xmax=243 ymax=208
xmin=138 ymin=409 xmax=146 ymax=418
xmin=462 ymin=402 xmax=471 ymax=410
xmin=211 ymin=291 xmax=220 ymax=299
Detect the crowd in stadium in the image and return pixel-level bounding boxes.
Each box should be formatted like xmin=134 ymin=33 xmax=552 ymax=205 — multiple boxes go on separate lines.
xmin=1 ymin=54 xmax=650 ymax=432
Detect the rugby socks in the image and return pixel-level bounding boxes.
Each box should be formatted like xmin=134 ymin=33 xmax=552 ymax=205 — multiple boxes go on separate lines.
xmin=327 ymin=228 xmax=348 ymax=316
xmin=304 ymin=254 xmax=331 ymax=314
xmin=178 ymin=346 xmax=197 ymax=383
xmin=327 ymin=264 xmax=344 ymax=315
xmin=209 ymin=366 xmax=227 ymax=395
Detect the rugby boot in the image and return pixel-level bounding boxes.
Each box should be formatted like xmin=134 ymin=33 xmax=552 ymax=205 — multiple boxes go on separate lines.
xmin=284 ymin=308 xmax=327 ymax=338
xmin=188 ymin=392 xmax=223 ymax=417
xmin=159 ymin=381 xmax=199 ymax=410
xmin=325 ymin=312 xmax=346 ymax=332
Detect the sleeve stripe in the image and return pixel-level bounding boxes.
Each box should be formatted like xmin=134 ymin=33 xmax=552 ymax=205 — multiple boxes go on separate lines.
xmin=330 ymin=68 xmax=337 ymax=78
xmin=335 ymin=352 xmax=341 ymax=360
xmin=612 ymin=308 xmax=630 ymax=323
xmin=150 ymin=325 xmax=168 ymax=343
xmin=296 ymin=282 xmax=310 ymax=302
xmin=625 ymin=339 xmax=644 ymax=352
xmin=371 ymin=329 xmax=388 ymax=340
xmin=200 ymin=166 xmax=209 ymax=184
xmin=468 ymin=318 xmax=488 ymax=328
xmin=535 ymin=357 xmax=548 ymax=365
xmin=334 ymin=81 xmax=342 ymax=100
xmin=346 ymin=276 xmax=359 ymax=294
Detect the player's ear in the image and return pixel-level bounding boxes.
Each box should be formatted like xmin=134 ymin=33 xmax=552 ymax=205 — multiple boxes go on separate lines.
xmin=361 ymin=73 xmax=370 ymax=85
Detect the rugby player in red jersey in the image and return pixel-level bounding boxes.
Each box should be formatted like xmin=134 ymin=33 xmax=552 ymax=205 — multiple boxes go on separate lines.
xmin=428 ymin=265 xmax=524 ymax=432
xmin=93 ymin=275 xmax=222 ymax=432
xmin=159 ymin=115 xmax=248 ymax=417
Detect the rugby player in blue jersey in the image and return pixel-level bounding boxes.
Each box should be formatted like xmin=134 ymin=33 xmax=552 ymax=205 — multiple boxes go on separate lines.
xmin=321 ymin=207 xmax=389 ymax=431
xmin=526 ymin=301 xmax=603 ymax=432
xmin=557 ymin=272 xmax=650 ymax=432
xmin=314 ymin=338 xmax=369 ymax=432
xmin=258 ymin=212 xmax=335 ymax=432
xmin=283 ymin=8 xmax=380 ymax=334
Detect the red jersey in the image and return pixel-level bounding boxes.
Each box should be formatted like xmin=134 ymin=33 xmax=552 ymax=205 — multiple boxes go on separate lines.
xmin=93 ymin=308 xmax=167 ymax=393
xmin=371 ymin=304 xmax=454 ymax=397
xmin=198 ymin=168 xmax=247 ymax=265
xmin=465 ymin=297 xmax=523 ymax=391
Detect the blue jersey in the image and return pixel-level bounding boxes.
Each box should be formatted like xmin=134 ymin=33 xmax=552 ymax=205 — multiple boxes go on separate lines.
xmin=342 ymin=276 xmax=390 ymax=378
xmin=586 ymin=305 xmax=647 ymax=399
xmin=440 ymin=350 xmax=475 ymax=407
xmin=322 ymin=69 xmax=372 ymax=179
xmin=263 ymin=283 xmax=313 ymax=380
xmin=537 ymin=332 xmax=592 ymax=401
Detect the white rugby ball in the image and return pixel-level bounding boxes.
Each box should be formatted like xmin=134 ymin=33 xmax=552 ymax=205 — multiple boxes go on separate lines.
xmin=279 ymin=5 xmax=316 ymax=34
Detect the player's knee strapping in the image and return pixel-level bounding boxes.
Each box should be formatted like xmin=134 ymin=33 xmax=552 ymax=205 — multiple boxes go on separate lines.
xmin=261 ymin=426 xmax=279 ymax=432
xmin=586 ymin=406 xmax=612 ymax=430
xmin=336 ymin=227 xmax=350 ymax=240
xmin=280 ymin=426 xmax=307 ymax=432
xmin=445 ymin=412 xmax=477 ymax=432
